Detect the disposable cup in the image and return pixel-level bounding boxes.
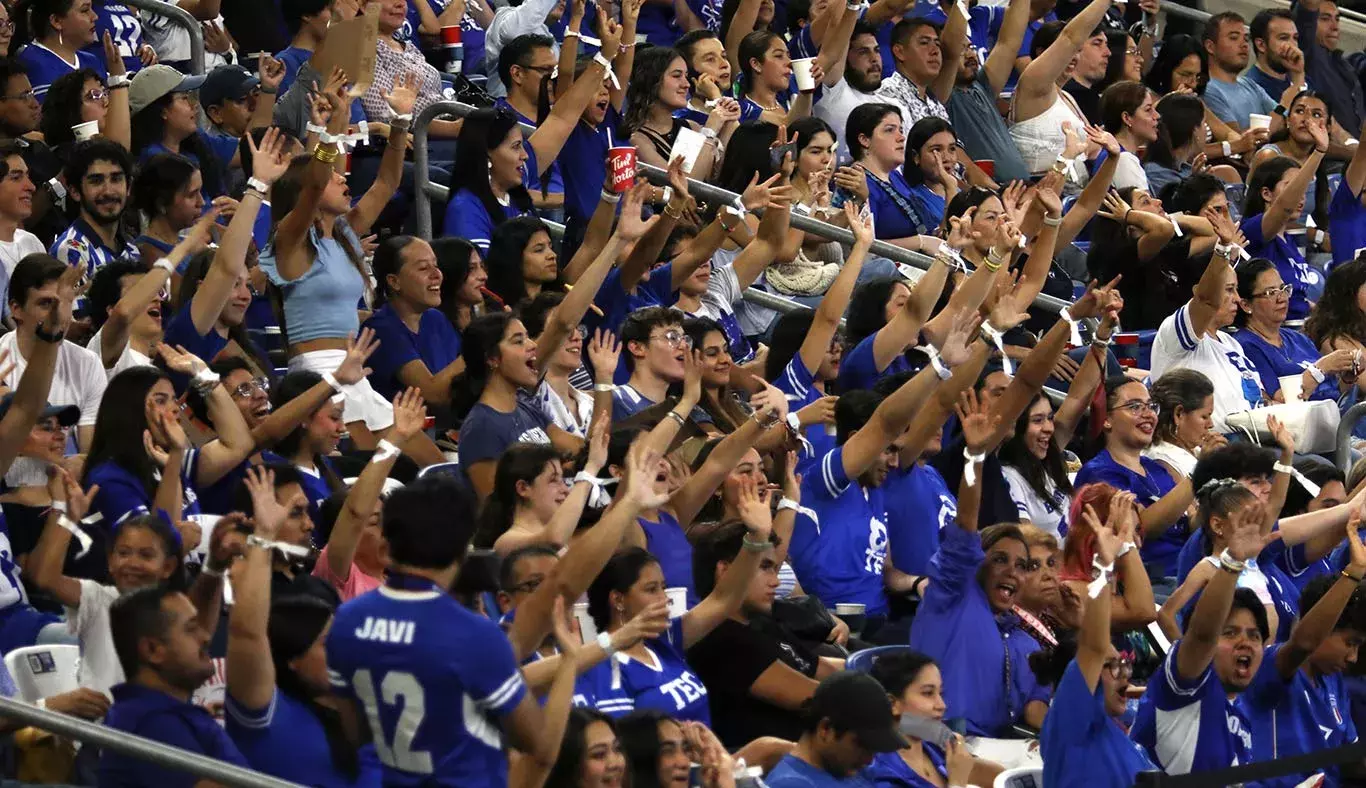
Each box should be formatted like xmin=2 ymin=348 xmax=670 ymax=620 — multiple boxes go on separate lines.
xmin=72 ymin=121 xmax=99 ymax=141
xmin=792 ymin=57 xmax=816 ymax=91
xmin=607 ymin=146 xmax=637 ymax=193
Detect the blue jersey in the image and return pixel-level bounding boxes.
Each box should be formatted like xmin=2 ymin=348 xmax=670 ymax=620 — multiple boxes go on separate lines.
xmin=326 ymin=579 xmax=529 ymax=788
xmin=296 ymin=460 xmax=336 ymax=531
xmin=1234 ymin=326 xmax=1340 ymax=402
xmin=85 ymin=449 xmax=202 ymax=537
xmin=866 ymin=168 xmax=930 ymax=239
xmin=639 ymin=511 xmax=697 ymax=607
xmin=586 ymin=264 xmax=678 ymax=356
xmin=1075 ymin=449 xmax=1186 ymax=576
xmin=18 ymin=43 xmax=106 ymax=102
xmin=90 ymin=2 xmax=147 ymax=74
xmin=445 ymin=188 xmax=532 ymax=253
xmin=1130 ymin=642 xmax=1255 ymax=775
xmin=883 ymin=462 xmax=956 ymax=577
xmin=559 ymin=109 xmax=618 ymax=227
xmin=772 ymin=356 xmax=834 ymax=474
xmin=865 ymin=747 xmax=945 ymax=788
xmin=1041 ymin=661 xmax=1156 ymax=788
xmin=1330 ymin=177 xmax=1366 ymax=269
xmin=1241 ymin=214 xmax=1317 ymax=321
xmin=836 ymin=333 xmax=913 ymax=393
xmin=226 ymin=687 xmax=382 ymax=787
xmin=769 ymin=754 xmax=876 ymax=788
xmin=789 ymin=448 xmax=890 ymax=615
xmin=577 ymin=618 xmax=711 ymax=723
xmin=50 ymin=217 xmax=139 ymax=285
xmin=1241 ymin=644 xmax=1358 ymax=788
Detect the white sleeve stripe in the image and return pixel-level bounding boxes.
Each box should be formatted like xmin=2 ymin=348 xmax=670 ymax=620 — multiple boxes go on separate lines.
xmin=476 ymin=671 xmax=526 ymax=711
xmin=821 ymin=452 xmax=847 ymax=498
xmin=1162 ymin=647 xmax=1208 ymax=698
xmin=1173 ymin=306 xmax=1197 ymax=351
xmin=224 ymin=692 xmax=277 ymax=730
xmin=784 ymin=362 xmax=808 ymax=398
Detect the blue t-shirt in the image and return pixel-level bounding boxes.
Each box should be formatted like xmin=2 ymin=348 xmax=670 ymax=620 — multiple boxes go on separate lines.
xmin=768 ymin=754 xmax=877 ymax=788
xmin=558 ymin=109 xmax=619 ymax=227
xmin=640 ymin=510 xmax=697 ymax=607
xmin=790 ymin=448 xmax=891 ymax=616
xmin=1131 ymin=642 xmax=1255 ymax=774
xmin=327 ymin=579 xmax=528 ymax=788
xmin=90 ymin=2 xmax=148 ymax=74
xmin=866 ymin=169 xmax=930 ymax=239
xmin=456 ymin=398 xmax=552 ymax=469
xmin=837 ymin=333 xmax=913 ymax=392
xmin=85 ymin=449 xmax=201 ymax=537
xmin=1041 ymin=661 xmax=1157 ymax=788
xmin=197 ymin=451 xmax=286 ymax=516
xmin=1234 ymin=326 xmax=1339 ymax=402
xmin=909 ymin=521 xmax=1051 ymax=735
xmin=1173 ymin=530 xmax=1302 ymax=643
xmin=226 ymin=687 xmax=382 ymax=787
xmin=772 ymin=355 xmax=835 ymax=474
xmin=906 ymin=183 xmax=946 ymax=231
xmin=18 ymin=43 xmax=107 ymax=102
xmin=577 ymin=618 xmax=710 ymax=722
xmin=1241 ymin=644 xmax=1358 ymax=788
xmin=609 ymin=383 xmax=714 ymax=425
xmin=1203 ymin=76 xmax=1275 ymax=128
xmin=865 ymin=746 xmax=945 ymax=788
xmin=1241 ymin=214 xmax=1318 ymax=321
xmin=587 ymin=264 xmax=678 ymax=368
xmin=445 ymin=188 xmax=531 ymax=253
xmin=1074 ymin=449 xmax=1186 ymax=576
xmin=297 ymin=460 xmax=337 ymax=532
xmin=362 ymin=305 xmax=462 ymax=401
xmin=100 ymin=683 xmax=250 ymax=787
xmin=884 ymin=462 xmax=957 ymax=577
xmin=1329 ymin=176 xmax=1366 ymax=269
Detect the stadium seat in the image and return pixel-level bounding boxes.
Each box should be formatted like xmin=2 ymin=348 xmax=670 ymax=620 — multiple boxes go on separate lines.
xmin=4 ymin=645 xmax=79 ymax=703
xmin=846 ymin=645 xmax=915 ymax=673
xmin=994 ymin=765 xmax=1043 ymax=788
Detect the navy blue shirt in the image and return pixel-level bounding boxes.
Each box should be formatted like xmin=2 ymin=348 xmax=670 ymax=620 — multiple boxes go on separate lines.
xmin=1329 ymin=176 xmax=1366 ymax=269
xmin=866 ymin=169 xmax=930 ymax=239
xmin=226 ymin=687 xmax=382 ymax=787
xmin=456 ymin=398 xmax=552 ymax=470
xmin=86 ymin=449 xmax=201 ymax=540
xmin=362 ymin=305 xmax=462 ymax=401
xmin=559 ymin=109 xmax=619 ymax=227
xmin=768 ymin=754 xmax=877 ymax=788
xmin=101 ymin=683 xmax=250 ymax=787
xmin=1041 ymin=661 xmax=1156 ymax=788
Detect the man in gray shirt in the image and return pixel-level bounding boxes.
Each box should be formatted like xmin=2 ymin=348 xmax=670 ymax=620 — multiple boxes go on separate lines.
xmin=945 ymin=0 xmax=1032 ymax=182
xmin=1201 ymin=11 xmax=1280 ymax=131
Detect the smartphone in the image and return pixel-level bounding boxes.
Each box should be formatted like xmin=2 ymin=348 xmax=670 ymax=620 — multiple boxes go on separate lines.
xmin=770 ymin=141 xmax=797 ymax=170
xmin=899 ymin=714 xmax=955 ymax=750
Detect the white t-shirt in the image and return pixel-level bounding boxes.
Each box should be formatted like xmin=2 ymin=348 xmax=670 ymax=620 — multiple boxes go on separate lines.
xmin=0 ymin=331 xmax=108 ymax=428
xmin=814 ymin=79 xmax=881 ymax=158
xmin=1144 ymin=441 xmax=1197 ymax=479
xmin=0 ymin=229 xmax=46 ymax=322
xmin=86 ymin=327 xmax=153 ymax=377
xmin=1112 ymin=150 xmax=1150 ymax=192
xmin=68 ymin=579 xmax=122 ymax=695
xmin=1001 ymin=464 xmax=1069 ymax=541
xmin=1151 ymin=302 xmax=1264 ymax=434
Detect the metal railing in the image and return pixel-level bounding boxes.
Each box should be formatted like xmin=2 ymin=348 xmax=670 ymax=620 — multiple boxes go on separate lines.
xmin=123 ymin=0 xmax=206 ymax=75
xmin=1158 ymin=1 xmax=1212 ymax=23
xmin=1336 ymin=402 xmax=1366 ymax=472
xmin=0 ymin=695 xmax=302 ymax=787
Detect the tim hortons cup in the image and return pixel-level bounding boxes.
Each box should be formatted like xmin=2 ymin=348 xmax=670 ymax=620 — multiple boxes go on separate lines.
xmin=608 ymin=146 xmax=637 ymax=193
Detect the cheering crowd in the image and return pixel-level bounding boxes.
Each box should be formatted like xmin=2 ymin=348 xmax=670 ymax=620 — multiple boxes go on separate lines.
xmin=4 ymin=0 xmax=1366 ymax=786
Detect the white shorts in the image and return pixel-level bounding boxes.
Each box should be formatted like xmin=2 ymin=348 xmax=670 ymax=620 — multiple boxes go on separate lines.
xmin=288 ymin=349 xmax=394 ymax=432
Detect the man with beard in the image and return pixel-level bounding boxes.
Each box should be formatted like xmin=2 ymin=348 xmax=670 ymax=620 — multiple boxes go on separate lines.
xmin=945 ymin=0 xmax=1032 ymax=182
xmin=1203 ymin=11 xmax=1283 ymax=130
xmin=1061 ymin=23 xmax=1111 ymax=124
xmin=49 ymin=139 xmax=137 ymax=287
xmin=1247 ymin=9 xmax=1306 ymax=109
xmin=765 ymin=672 xmax=909 ymax=788
xmin=813 ymin=20 xmax=884 ymax=158
xmin=99 ymin=586 xmax=248 ymax=787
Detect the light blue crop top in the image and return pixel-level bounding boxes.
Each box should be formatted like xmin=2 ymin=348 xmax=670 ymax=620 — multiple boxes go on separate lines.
xmin=258 ymin=219 xmax=366 ymax=344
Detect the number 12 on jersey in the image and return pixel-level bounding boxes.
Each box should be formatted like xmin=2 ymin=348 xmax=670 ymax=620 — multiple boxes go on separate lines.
xmin=352 ymin=669 xmax=434 ymax=774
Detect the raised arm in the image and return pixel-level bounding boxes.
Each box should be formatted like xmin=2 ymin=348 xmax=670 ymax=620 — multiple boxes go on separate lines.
xmin=681 ymin=477 xmax=773 ymax=647
xmin=612 ymin=0 xmax=641 ymax=110
xmin=1261 ymin=123 xmax=1326 ymax=240
xmin=562 ymin=175 xmax=622 ymax=284
xmin=870 ymin=236 xmax=954 ymax=373
xmin=668 ymin=384 xmax=787 ymax=527
xmin=724 ymin=0 xmax=764 ymax=78
xmin=931 ymin=3 xmax=968 ymax=102
xmin=347 ymin=75 xmax=415 ymax=237
xmin=984 ymin=0 xmax=1032 ymax=94
xmin=1057 ymin=129 xmax=1120 ymax=248
xmin=27 ymin=468 xmax=95 ymax=608
xmin=496 ymin=411 xmax=608 ymax=555
xmin=100 ymin=34 xmax=130 ymax=150
xmin=953 ymin=388 xmax=1000 ymax=534
xmin=817 ymin=4 xmax=859 ymax=89
xmin=1076 ymin=503 xmax=1123 ymax=690
xmin=1053 ymin=294 xmax=1118 ymax=447
xmin=0 ymin=268 xmax=72 ymax=476
xmin=227 ymin=469 xmax=288 ymax=715
xmin=1347 ymin=118 xmax=1366 ymax=199
xmin=508 ymin=600 xmax=584 ymax=788
xmin=1275 ymin=516 xmax=1366 ymax=679
xmin=103 ymin=218 xmax=213 ymax=369
xmin=529 ymin=23 xmax=624 ymax=176
xmin=1188 ymin=245 xmax=1236 ymax=341
xmin=156 ymin=344 xmax=253 ymax=488
xmin=1017 ymin=0 xmax=1112 ymax=102
xmin=148 ymin=409 xmax=187 ymax=527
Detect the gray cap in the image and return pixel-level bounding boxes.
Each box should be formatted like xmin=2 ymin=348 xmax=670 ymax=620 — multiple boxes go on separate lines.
xmin=128 ymin=64 xmax=207 ymax=115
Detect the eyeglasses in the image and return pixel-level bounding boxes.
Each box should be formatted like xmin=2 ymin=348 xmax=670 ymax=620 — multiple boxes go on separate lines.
xmin=517 ymin=64 xmax=556 ymax=76
xmin=651 ymin=330 xmax=693 ymax=350
xmin=0 ymin=20 xmax=14 ymax=33
xmin=1126 ymin=47 xmax=1140 ymax=57
xmin=1114 ymin=400 xmax=1159 ymax=416
xmin=1251 ymin=284 xmax=1293 ymax=299
xmin=506 ymin=575 xmax=544 ymax=595
xmin=0 ymin=89 xmax=33 ymax=102
xmin=34 ymin=419 xmax=66 ymax=434
xmin=1102 ymin=658 xmax=1133 ymax=680
xmin=229 ymin=377 xmax=271 ymax=399
xmin=83 ymin=88 xmax=108 ymax=103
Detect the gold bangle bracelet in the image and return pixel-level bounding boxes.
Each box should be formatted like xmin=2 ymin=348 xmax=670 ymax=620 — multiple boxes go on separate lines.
xmin=312 ymin=145 xmax=339 ymax=164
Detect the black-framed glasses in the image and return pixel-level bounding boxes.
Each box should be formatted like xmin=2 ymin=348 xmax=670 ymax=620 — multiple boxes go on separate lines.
xmin=1115 ymin=400 xmax=1160 ymax=416
xmin=229 ymin=377 xmax=271 ymax=399
xmin=1251 ymin=284 xmax=1293 ymax=299
xmin=1103 ymin=658 xmax=1133 ymax=680
xmin=517 ymin=63 xmax=556 ymax=76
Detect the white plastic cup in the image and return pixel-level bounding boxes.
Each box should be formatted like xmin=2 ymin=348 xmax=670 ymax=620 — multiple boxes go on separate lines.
xmin=572 ymin=601 xmax=598 ymax=642
xmin=666 ymin=587 xmax=688 ymax=619
xmin=792 ymin=57 xmax=817 ymax=92
xmin=72 ymin=121 xmax=99 ymax=141
xmin=1248 ymin=113 xmax=1272 ymax=131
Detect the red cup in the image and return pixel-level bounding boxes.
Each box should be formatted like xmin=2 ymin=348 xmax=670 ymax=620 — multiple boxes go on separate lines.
xmin=440 ymin=25 xmax=461 ymax=44
xmin=974 ymin=159 xmax=994 ymax=178
xmin=608 ymin=146 xmax=637 ymax=193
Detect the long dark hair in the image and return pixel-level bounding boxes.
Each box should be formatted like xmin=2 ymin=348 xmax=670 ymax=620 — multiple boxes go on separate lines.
xmin=485 ymin=216 xmax=558 ymax=307
xmin=1142 ymin=34 xmax=1207 ymax=95
xmin=132 ymin=152 xmax=200 ymax=225
xmin=999 ymin=393 xmax=1073 ymax=507
xmin=451 ymin=312 xmax=517 ymax=415
xmin=904 ymin=116 xmax=955 ymax=186
xmin=1234 ymin=258 xmax=1278 ymax=327
xmin=1098 ymin=30 xmax=1137 ymax=91
xmin=473 ymin=442 xmax=561 ymax=549
xmin=270 ymin=155 xmax=370 ymax=309
xmin=714 ymin=121 xmax=780 ymax=197
xmin=13 ymin=0 xmax=76 ymax=49
xmin=130 ymin=94 xmax=225 ymax=198
xmin=1266 ymin=89 xmax=1333 ymax=227
xmin=268 ymin=595 xmax=359 ymax=778
xmin=737 ymin=30 xmax=782 ymax=96
xmin=845 ymin=277 xmax=903 ymax=351
xmin=270 ymin=370 xmax=345 ymax=494
xmin=617 ymin=709 xmax=680 ymax=788
xmin=587 ymin=547 xmax=659 ymax=630
xmin=765 ymin=311 xmax=819 ymax=383
xmin=115 ymin=513 xmax=188 ymax=591
xmin=545 ymin=709 xmax=620 ymax=788
xmin=449 ymin=107 xmax=534 ymax=228
xmin=82 ymin=366 xmax=171 ymax=499
xmin=174 ymin=249 xmax=274 ymax=376
xmin=371 ymin=234 xmax=420 ymax=307
xmin=1306 ymin=258 xmax=1366 ymax=350
xmin=1243 ymin=155 xmax=1300 ymax=218
xmin=621 ymin=47 xmax=684 ymax=137
xmin=432 ymin=236 xmax=486 ymax=327
xmin=39 ymin=68 xmax=102 ymax=149
xmin=1147 ymin=93 xmax=1205 ymax=170
xmin=683 ymin=316 xmax=749 ymax=432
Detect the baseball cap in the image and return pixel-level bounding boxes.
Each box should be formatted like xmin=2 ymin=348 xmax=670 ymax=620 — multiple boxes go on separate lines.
xmin=807 ymin=672 xmax=908 ymax=753
xmin=199 ymin=64 xmax=260 ymax=109
xmin=128 ymin=64 xmax=207 ymax=115
xmin=0 ymin=394 xmax=79 ymax=428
